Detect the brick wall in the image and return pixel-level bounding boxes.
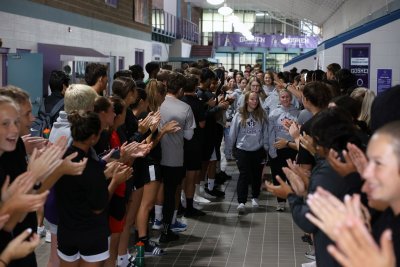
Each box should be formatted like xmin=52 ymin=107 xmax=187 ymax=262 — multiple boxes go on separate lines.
xmin=31 ymin=0 xmax=152 ymax=33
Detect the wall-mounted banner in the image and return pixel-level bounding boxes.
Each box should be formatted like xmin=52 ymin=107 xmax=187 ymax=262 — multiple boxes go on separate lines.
xmin=214 ymin=33 xmax=319 ymax=49
xmin=343 ymin=44 xmax=370 ymax=88
xmin=377 ymin=69 xmax=392 ymax=95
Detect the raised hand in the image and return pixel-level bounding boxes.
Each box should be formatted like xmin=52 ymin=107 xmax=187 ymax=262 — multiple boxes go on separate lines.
xmin=282 ymin=167 xmax=306 ymax=197
xmin=299 ymin=132 xmax=316 ymax=155
xmin=21 ymin=135 xmax=48 ymax=155
xmin=286 ymin=159 xmax=310 ymax=188
xmin=327 ymin=217 xmax=395 ymax=267
xmin=347 ymin=143 xmax=368 ymax=175
xmin=305 ymin=187 xmax=368 ymax=241
xmin=281 ymin=119 xmax=293 ymax=131
xmin=305 ymin=188 xmax=348 ymax=241
xmin=274 ymin=137 xmax=288 ymax=149
xmin=149 ymin=111 xmax=161 ymax=133
xmin=0 ymin=228 xmax=41 ymax=264
xmin=138 ymin=112 xmax=154 ymax=134
xmin=288 ymin=121 xmax=301 ymax=140
xmin=265 ymin=175 xmax=293 ymax=199
xmin=59 ymin=152 xmax=88 ymax=176
xmin=327 ymin=148 xmax=357 ymax=177
xmin=161 ymin=120 xmax=181 ymax=134
xmin=104 ymin=161 xmax=122 ymax=179
xmin=111 ymin=164 xmax=133 ymax=185
xmin=1 ymin=173 xmax=35 ymax=202
xmin=28 ymin=136 xmax=67 ymax=182
xmin=5 ymin=191 xmax=49 ymax=213
xmin=0 ymin=214 xmax=10 ymax=230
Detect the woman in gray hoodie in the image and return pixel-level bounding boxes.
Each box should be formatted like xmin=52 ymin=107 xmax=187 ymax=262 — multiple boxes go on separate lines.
xmin=229 ymin=91 xmax=268 ymax=214
xmin=268 ymin=89 xmax=300 ymax=211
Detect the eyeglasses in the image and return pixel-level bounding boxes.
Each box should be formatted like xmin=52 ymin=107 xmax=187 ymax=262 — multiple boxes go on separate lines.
xmin=251 ymin=84 xmax=261 ymax=87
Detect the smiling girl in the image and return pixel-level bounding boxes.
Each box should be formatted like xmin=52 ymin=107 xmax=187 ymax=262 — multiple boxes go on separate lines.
xmin=229 ymin=91 xmax=268 ymax=214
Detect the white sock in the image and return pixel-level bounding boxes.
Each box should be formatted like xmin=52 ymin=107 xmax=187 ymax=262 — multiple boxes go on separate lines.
xmin=171 ymin=210 xmax=178 ymax=225
xmin=208 ymin=178 xmax=215 ymax=191
xmin=195 ymin=184 xmax=200 ymax=195
xmin=117 ymin=253 xmax=129 ymax=266
xmin=155 ymin=205 xmax=163 ymax=221
xmin=181 ymin=190 xmax=187 ymax=208
xmin=199 ymin=181 xmax=206 ymax=193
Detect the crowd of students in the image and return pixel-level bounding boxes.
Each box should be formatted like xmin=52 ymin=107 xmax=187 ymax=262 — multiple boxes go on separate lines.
xmin=0 ymin=58 xmax=399 ymax=267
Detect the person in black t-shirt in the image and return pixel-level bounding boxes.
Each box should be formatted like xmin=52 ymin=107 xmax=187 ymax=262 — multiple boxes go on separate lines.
xmin=56 ymin=111 xmax=132 ymax=266
xmin=181 ymin=75 xmax=207 ymax=217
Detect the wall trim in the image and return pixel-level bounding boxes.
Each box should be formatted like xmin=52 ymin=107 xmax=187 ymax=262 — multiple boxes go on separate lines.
xmin=284 ymin=7 xmax=400 ymax=67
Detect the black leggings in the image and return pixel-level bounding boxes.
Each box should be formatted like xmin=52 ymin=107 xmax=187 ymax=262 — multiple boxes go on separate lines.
xmin=269 ymin=148 xmax=297 ymax=203
xmin=236 ymin=148 xmax=264 ymax=204
xmin=161 ymin=166 xmax=185 ymax=230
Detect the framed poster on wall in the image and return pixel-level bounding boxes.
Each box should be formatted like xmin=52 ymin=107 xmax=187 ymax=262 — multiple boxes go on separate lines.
xmin=343 ymin=44 xmax=370 ymax=88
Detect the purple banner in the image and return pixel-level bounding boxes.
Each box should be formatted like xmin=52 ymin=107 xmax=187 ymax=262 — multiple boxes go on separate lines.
xmin=343 ymin=44 xmax=370 ymax=88
xmin=377 ymin=69 xmax=392 ymax=95
xmin=215 ymin=33 xmax=319 ymax=49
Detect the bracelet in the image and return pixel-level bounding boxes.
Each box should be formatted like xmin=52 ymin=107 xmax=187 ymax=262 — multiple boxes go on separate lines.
xmin=0 ymin=258 xmax=8 ymax=266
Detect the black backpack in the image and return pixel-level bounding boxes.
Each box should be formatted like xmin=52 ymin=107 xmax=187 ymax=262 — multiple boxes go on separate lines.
xmin=30 ymin=99 xmax=64 ymax=137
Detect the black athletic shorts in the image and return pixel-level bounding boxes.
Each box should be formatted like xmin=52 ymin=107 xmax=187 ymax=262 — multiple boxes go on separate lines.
xmin=57 ymin=227 xmax=109 ymax=262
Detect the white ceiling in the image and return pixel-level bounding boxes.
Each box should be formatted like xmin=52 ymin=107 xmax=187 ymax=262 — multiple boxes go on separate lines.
xmin=186 ymin=0 xmax=347 ymax=25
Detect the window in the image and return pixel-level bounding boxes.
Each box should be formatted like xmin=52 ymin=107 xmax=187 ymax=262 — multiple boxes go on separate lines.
xmin=134 ymin=0 xmax=149 ymax=25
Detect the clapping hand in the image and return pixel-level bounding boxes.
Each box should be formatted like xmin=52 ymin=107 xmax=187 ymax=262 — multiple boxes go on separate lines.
xmin=161 ymin=120 xmax=181 ymax=134
xmin=327 ymin=216 xmax=395 ymax=267
xmin=28 ymin=136 xmax=67 ymax=182
xmin=327 ymin=148 xmax=357 ymax=177
xmin=59 ymin=152 xmax=88 ymax=176
xmin=111 ymin=164 xmax=133 ymax=185
xmin=1 ymin=173 xmax=35 ymax=202
xmin=347 ymin=143 xmax=368 ymax=175
xmin=299 ymin=132 xmax=316 ymax=155
xmin=0 ymin=228 xmax=40 ymax=264
xmin=21 ymin=135 xmax=48 ymax=155
xmin=265 ymin=175 xmax=293 ymax=199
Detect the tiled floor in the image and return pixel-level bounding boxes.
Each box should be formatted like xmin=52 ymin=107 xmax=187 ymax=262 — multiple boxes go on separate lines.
xmin=35 ymin=160 xmax=314 ymax=267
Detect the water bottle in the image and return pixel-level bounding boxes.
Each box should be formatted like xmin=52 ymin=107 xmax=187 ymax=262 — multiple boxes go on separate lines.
xmin=134 ymin=241 xmax=145 ymax=267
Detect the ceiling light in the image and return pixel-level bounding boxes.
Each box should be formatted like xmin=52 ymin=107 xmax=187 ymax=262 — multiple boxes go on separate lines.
xmin=218 ymin=4 xmax=233 ymax=16
xmin=256 ymin=12 xmax=265 ymax=17
xmin=207 ymin=0 xmax=224 ymax=5
xmin=281 ymin=37 xmax=290 ymax=45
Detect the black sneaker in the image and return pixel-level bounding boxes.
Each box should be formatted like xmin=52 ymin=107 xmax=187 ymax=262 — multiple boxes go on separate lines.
xmin=205 ymin=187 xmax=225 ymax=198
xmin=214 ymin=175 xmax=226 ymax=185
xmin=184 ymin=207 xmax=206 ymax=217
xmin=219 ymin=171 xmax=232 ymax=180
xmin=159 ymin=230 xmax=179 ymax=243
xmin=145 ymin=240 xmax=165 ymax=256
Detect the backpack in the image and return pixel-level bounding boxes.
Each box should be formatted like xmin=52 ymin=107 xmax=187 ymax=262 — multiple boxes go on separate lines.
xmin=30 ymin=98 xmax=64 ymax=137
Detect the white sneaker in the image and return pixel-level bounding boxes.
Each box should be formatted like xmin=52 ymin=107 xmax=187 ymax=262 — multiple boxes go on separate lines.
xmin=194 ymin=193 xmax=211 ymax=203
xmin=45 ymin=230 xmax=51 ymax=243
xmin=237 ymin=203 xmax=246 ymax=215
xmin=276 ymin=202 xmax=286 ymax=212
xmin=251 ymin=198 xmax=259 ymax=207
